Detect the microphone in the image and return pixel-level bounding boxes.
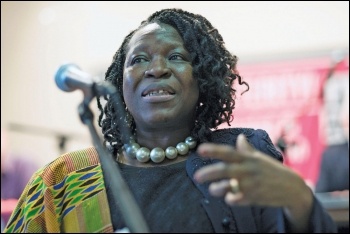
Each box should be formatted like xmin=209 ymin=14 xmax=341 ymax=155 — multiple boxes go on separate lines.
xmin=55 ymin=64 xmax=150 ymax=232
xmin=55 ymin=63 xmax=116 ymax=96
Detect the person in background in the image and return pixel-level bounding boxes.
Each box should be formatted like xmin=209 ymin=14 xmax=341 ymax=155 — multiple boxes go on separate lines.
xmin=1 ymin=129 xmax=38 ymax=231
xmin=4 ymin=8 xmax=337 ymax=233
xmin=315 ymin=57 xmax=349 ymax=193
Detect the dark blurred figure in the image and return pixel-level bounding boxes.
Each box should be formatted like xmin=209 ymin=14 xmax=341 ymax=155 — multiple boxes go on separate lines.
xmin=316 ymin=54 xmax=349 ymax=233
xmin=315 ymin=53 xmax=349 ymax=193
xmin=1 ymin=128 xmax=38 ymax=231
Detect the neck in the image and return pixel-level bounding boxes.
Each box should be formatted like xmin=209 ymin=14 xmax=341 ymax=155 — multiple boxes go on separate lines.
xmin=136 ymin=128 xmax=192 ymax=150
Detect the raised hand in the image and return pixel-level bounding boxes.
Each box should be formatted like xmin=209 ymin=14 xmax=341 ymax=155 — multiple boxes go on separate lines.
xmin=194 ymin=134 xmax=313 ymax=232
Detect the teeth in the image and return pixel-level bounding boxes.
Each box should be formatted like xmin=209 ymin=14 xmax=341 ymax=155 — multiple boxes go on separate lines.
xmin=147 ymin=90 xmax=170 ymax=96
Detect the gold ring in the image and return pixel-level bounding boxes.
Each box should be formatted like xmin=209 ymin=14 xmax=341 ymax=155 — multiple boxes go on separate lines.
xmin=229 ymin=178 xmax=240 ymax=194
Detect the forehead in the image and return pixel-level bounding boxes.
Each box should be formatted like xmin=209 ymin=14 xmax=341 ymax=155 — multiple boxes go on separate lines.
xmin=127 ymin=22 xmax=184 ymax=51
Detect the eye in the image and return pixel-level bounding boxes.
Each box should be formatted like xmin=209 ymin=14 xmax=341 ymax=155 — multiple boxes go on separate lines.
xmin=169 ymin=54 xmax=184 ymax=61
xmin=131 ymin=56 xmax=148 ymax=65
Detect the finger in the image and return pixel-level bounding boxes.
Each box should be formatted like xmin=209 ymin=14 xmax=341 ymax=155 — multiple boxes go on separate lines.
xmin=194 ymin=162 xmax=228 ymax=183
xmin=197 ymin=143 xmax=245 ymax=163
xmin=225 ymin=191 xmax=244 ymax=206
xmin=236 ymin=134 xmax=255 ymax=153
xmin=208 ymin=179 xmax=231 ymax=197
xmin=194 ymin=161 xmax=248 ymax=183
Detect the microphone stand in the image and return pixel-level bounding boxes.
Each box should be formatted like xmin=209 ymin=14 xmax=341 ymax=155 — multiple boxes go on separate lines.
xmin=78 ymin=83 xmax=150 ymax=233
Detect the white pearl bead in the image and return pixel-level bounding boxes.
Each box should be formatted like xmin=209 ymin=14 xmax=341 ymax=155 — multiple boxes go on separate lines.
xmin=165 ymin=146 xmax=178 ymax=159
xmin=125 ymin=142 xmax=140 ymax=158
xmin=136 ymin=147 xmax=150 ymax=162
xmin=150 ymin=147 xmax=165 ymax=163
xmin=176 ymin=142 xmax=189 ymax=155
xmin=185 ymin=136 xmax=197 ymax=149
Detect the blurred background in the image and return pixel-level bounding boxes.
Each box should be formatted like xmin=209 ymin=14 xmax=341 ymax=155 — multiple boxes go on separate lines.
xmin=1 ymin=1 xmax=349 ymax=185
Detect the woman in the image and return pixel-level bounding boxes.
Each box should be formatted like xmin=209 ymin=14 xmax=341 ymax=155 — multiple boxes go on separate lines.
xmin=4 ymin=8 xmax=336 ymax=233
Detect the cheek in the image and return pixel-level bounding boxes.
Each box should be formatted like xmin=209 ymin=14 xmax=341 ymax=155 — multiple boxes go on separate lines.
xmin=179 ymin=66 xmax=196 ymax=85
xmin=122 ymin=71 xmax=137 ymax=106
xmin=191 ymin=81 xmax=200 ymax=101
xmin=123 ymin=66 xmax=144 ymax=89
xmin=187 ymin=73 xmax=199 ymax=95
xmin=180 ymin=67 xmax=199 ymax=99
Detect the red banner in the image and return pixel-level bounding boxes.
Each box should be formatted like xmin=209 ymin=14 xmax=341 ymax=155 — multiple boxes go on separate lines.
xmin=219 ymin=55 xmax=349 ymax=188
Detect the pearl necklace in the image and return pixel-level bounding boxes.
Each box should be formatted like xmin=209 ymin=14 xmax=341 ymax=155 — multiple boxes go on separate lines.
xmin=124 ymin=136 xmax=197 ymax=163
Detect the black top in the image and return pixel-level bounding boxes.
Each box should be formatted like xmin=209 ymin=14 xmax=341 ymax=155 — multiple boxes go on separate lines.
xmin=106 ymin=128 xmax=338 ymax=233
xmin=110 ymin=160 xmax=214 ymax=233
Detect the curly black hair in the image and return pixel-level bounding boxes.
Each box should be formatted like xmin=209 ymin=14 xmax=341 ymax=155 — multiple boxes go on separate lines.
xmin=97 ymin=8 xmax=249 ymax=155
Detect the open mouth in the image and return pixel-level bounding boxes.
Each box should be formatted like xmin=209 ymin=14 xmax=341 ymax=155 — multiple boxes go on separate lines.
xmin=142 ymin=89 xmax=175 ymax=97
xmin=141 ymin=85 xmax=176 ymax=103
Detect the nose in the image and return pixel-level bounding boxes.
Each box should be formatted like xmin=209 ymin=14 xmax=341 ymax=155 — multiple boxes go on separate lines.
xmin=144 ymin=57 xmax=171 ymax=79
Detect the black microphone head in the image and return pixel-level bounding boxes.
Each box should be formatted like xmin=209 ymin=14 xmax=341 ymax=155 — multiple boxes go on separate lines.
xmin=55 ymin=63 xmax=81 ymax=92
xmin=54 ymin=63 xmax=114 ymax=96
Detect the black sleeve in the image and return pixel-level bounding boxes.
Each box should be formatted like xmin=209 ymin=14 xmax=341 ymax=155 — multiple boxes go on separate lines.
xmin=254 ymin=129 xmax=284 ymax=163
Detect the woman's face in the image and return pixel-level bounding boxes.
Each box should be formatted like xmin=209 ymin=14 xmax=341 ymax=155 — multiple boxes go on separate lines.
xmin=123 ymin=23 xmax=199 ymax=131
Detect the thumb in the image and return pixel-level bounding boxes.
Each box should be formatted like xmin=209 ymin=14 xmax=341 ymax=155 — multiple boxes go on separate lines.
xmin=236 ymin=134 xmax=254 ymax=153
